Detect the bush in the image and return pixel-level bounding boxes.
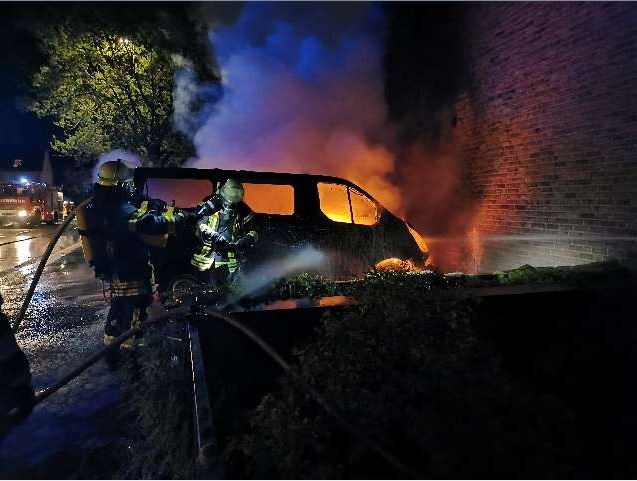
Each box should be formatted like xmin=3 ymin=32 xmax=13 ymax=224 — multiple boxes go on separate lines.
xmin=265 ymin=269 xmax=458 ymax=302
xmin=495 ymin=260 xmax=633 ymax=287
xmin=225 ymin=274 xmax=581 ymax=478
xmin=112 ymin=262 xmax=630 ymax=478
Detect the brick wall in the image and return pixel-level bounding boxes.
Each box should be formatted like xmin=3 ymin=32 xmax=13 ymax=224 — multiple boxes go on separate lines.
xmin=452 ymin=2 xmax=637 ymax=272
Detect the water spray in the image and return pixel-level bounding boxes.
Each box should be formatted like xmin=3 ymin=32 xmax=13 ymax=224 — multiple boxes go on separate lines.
xmin=223 ymin=246 xmax=325 ymax=307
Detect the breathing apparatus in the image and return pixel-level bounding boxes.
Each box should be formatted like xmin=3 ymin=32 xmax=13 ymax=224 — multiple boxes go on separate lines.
xmin=76 ymin=159 xmax=181 ymax=278
xmin=195 ymin=178 xmax=245 ymax=218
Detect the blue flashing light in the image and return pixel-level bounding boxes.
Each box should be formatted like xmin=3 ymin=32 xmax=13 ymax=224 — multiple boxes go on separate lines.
xmin=20 ymin=177 xmax=29 ymax=184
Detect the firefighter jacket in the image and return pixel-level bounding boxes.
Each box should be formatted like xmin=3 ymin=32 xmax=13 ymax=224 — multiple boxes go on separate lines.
xmin=87 ymin=186 xmax=177 ymax=295
xmin=191 ymin=199 xmax=258 ymax=272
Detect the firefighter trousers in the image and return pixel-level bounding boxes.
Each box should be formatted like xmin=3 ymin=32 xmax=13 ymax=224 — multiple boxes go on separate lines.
xmin=104 ymin=294 xmax=151 ymax=348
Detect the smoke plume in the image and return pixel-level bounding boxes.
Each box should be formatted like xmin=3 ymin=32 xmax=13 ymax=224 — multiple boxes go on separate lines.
xmin=172 ymin=55 xmax=221 ymax=138
xmin=189 ymin=3 xmax=402 ymax=213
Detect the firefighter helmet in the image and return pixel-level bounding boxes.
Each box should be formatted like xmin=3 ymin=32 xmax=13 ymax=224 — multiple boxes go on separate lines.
xmin=96 ymin=160 xmax=132 ymax=188
xmin=219 ymin=178 xmax=244 ymax=205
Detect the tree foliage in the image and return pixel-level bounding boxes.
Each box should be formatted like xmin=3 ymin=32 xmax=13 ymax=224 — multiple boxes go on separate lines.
xmin=27 ymin=15 xmax=215 ymax=166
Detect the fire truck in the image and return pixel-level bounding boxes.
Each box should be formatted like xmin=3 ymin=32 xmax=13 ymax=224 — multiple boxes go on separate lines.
xmin=0 ymin=181 xmax=64 ymax=228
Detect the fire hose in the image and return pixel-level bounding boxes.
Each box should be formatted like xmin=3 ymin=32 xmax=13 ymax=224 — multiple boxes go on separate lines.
xmin=202 ymin=308 xmax=417 ymax=477
xmin=24 ymin=305 xmax=190 ymax=408
xmin=33 ymin=326 xmax=140 ymax=405
xmin=7 ymin=198 xmax=416 ymax=477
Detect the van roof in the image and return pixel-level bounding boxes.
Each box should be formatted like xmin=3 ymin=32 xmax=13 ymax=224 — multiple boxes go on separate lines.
xmin=135 ymin=167 xmax=379 ymax=203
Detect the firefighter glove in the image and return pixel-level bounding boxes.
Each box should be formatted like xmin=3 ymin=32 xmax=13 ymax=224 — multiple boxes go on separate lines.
xmin=175 ymin=210 xmax=197 ymax=222
xmin=233 ymin=233 xmax=257 ymax=249
xmin=196 ymin=195 xmax=224 ymax=217
xmin=213 ymin=236 xmax=231 ymax=252
xmin=201 ymin=228 xmax=230 ymax=250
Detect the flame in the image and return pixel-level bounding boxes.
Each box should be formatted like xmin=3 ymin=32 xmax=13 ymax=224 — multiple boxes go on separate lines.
xmin=375 ymin=257 xmax=418 ymax=272
xmin=406 ymin=223 xmax=429 ymax=255
xmin=324 ymin=212 xmax=353 ymax=223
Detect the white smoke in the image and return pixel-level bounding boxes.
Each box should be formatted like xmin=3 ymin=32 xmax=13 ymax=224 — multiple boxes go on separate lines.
xmin=172 ymin=54 xmax=221 ymax=138
xmin=91 ymin=149 xmax=141 ymax=183
xmin=173 ymin=66 xmax=201 ymax=136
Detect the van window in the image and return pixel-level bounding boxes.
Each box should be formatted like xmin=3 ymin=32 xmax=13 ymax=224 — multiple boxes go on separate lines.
xmin=318 ymin=182 xmax=379 ymax=225
xmin=242 ymin=183 xmax=294 ymax=215
xmin=145 ymin=178 xmax=213 ymax=208
xmin=318 ymin=183 xmax=352 ymax=223
xmin=349 ymin=188 xmax=378 ymax=226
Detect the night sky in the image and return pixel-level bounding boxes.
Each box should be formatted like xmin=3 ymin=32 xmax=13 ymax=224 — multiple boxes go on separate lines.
xmin=0 ymin=4 xmax=58 ymax=164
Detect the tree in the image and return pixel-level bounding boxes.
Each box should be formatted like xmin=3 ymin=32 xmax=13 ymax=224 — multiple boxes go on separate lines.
xmin=27 ymin=15 xmax=216 ymax=167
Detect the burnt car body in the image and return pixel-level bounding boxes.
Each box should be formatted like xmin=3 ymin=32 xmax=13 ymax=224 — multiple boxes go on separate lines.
xmin=133 ymin=167 xmax=428 ymax=289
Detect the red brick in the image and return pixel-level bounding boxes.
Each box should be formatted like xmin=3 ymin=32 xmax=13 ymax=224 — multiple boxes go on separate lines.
xmin=453 ymin=2 xmax=637 ymax=270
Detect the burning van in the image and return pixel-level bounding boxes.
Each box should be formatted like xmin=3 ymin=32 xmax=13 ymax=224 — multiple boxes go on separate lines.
xmin=134 ymin=167 xmax=429 ymax=288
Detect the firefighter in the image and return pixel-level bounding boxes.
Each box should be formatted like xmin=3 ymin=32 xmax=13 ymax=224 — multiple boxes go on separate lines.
xmin=0 ymin=293 xmax=35 ymax=429
xmin=80 ymin=160 xmax=189 ymax=349
xmin=191 ymin=179 xmax=258 ymax=288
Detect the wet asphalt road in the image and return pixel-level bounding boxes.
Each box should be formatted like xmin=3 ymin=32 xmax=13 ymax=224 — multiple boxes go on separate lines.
xmin=0 ymin=225 xmax=79 ymax=274
xmin=0 ymin=225 xmax=132 ymax=478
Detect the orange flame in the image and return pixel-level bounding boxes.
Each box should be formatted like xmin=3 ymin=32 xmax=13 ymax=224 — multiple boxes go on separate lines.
xmin=375 ymin=257 xmax=418 ymax=272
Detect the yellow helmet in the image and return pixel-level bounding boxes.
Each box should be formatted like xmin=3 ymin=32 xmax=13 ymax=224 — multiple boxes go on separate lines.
xmin=219 ymin=178 xmax=244 ymax=204
xmin=96 ymin=160 xmax=132 ymax=187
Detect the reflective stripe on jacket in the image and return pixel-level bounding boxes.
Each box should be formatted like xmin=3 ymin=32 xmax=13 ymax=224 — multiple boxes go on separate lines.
xmin=191 ymin=210 xmax=256 ymax=272
xmin=192 ymin=212 xmax=221 ymax=271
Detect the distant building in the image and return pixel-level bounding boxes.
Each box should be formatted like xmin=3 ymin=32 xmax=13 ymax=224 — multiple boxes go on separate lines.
xmin=0 ymin=150 xmax=55 ymax=185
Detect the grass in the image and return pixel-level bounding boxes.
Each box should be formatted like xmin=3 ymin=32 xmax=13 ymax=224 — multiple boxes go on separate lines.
xmin=116 ymin=321 xmax=195 ymax=480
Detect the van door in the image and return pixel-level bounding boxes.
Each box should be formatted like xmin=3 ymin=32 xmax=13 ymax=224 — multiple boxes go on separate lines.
xmin=315 ymin=182 xmax=381 ymax=277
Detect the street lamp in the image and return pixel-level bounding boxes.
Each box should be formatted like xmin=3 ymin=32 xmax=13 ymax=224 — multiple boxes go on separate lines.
xmin=116 ymin=36 xmax=135 ymax=71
